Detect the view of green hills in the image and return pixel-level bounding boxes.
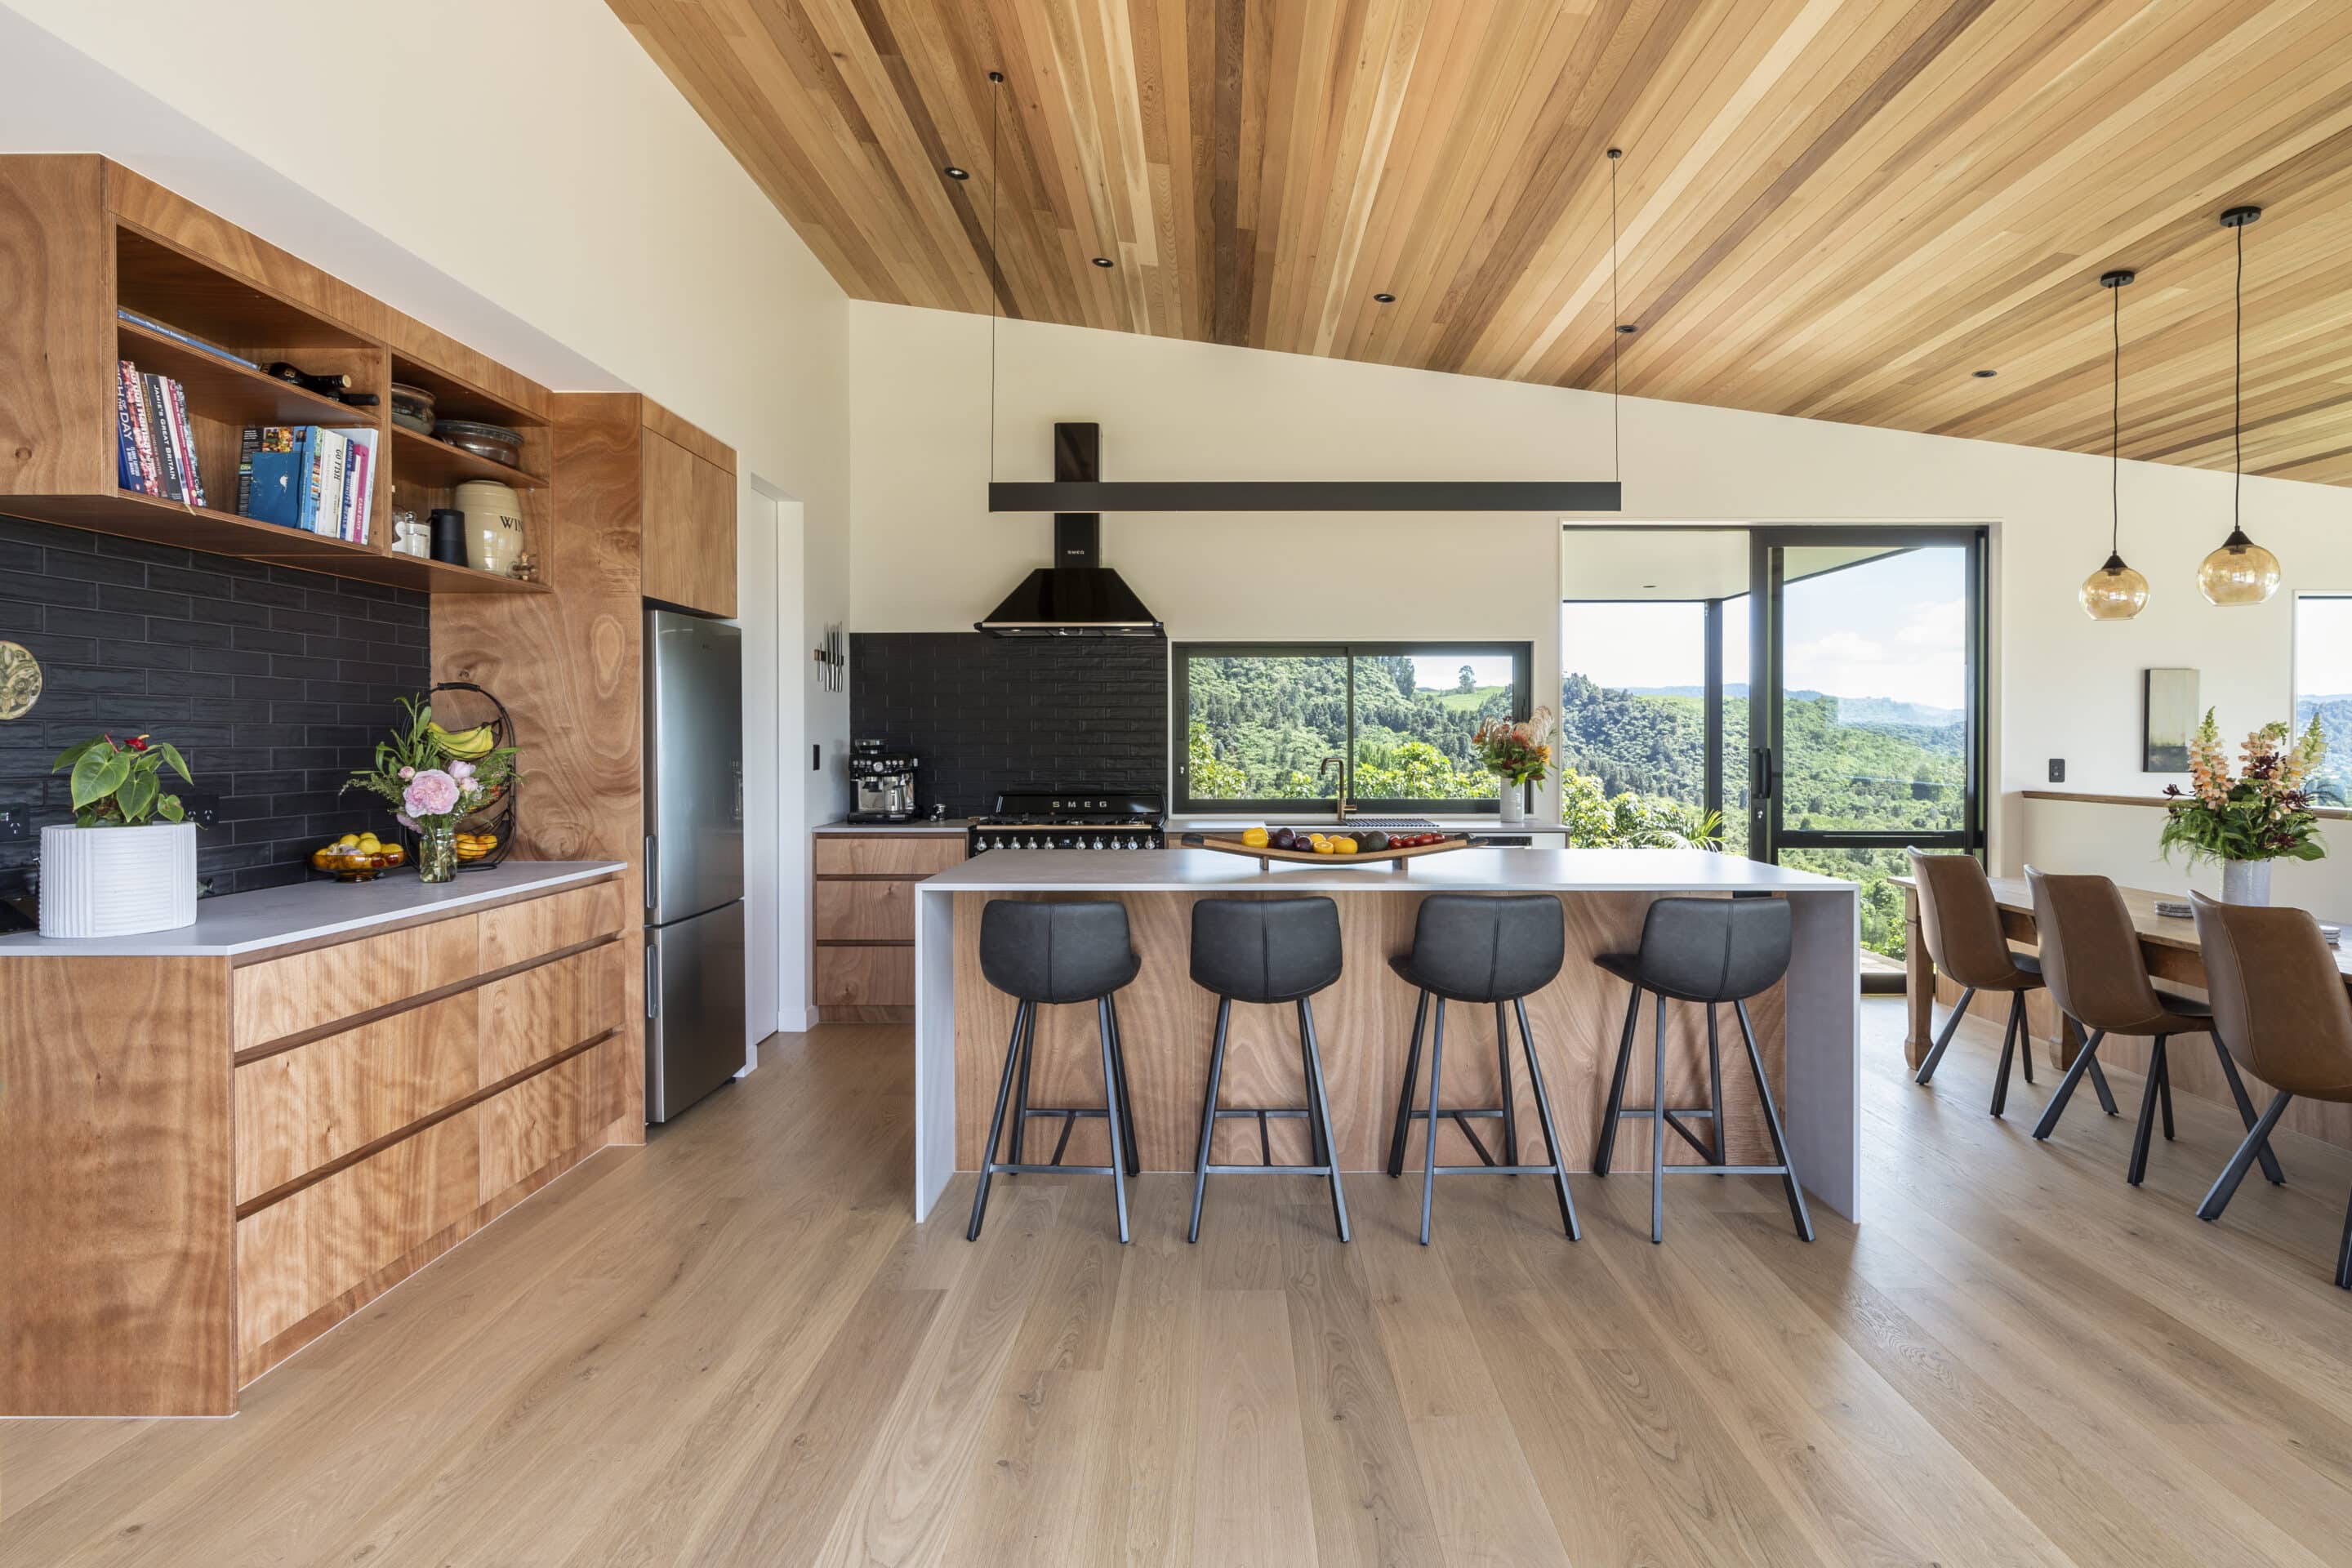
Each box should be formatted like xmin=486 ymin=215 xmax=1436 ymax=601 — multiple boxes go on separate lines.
xmin=2294 ymin=694 xmax=2352 ymax=803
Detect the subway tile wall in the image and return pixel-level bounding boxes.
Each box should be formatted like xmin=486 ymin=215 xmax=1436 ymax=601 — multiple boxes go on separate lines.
xmin=0 ymin=514 xmax=430 ymax=899
xmin=849 ymin=633 xmax=1167 ymax=817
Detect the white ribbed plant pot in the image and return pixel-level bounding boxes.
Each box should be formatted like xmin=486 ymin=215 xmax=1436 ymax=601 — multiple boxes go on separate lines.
xmin=1498 ymin=777 xmax=1526 ymax=826
xmin=2220 ymin=858 xmax=2273 ymax=906
xmin=38 ymin=822 xmax=198 ymax=938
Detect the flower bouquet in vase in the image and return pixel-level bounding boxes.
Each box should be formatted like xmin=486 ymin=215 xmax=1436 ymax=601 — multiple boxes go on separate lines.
xmin=1472 ymin=707 xmax=1556 ymax=827
xmin=343 ymin=696 xmax=518 ymax=882
xmin=2158 ymin=707 xmax=2327 ymax=904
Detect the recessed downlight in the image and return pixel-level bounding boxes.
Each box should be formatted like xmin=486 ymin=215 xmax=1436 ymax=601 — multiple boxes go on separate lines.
xmin=943 ymin=165 xmax=969 ymax=180
xmin=1616 ymin=323 xmax=1638 ymax=334
xmin=1373 ymin=292 xmax=1396 ymax=303
xmin=1091 ymin=256 xmax=1115 ymax=268
xmin=1972 ymin=368 xmax=1998 ymax=378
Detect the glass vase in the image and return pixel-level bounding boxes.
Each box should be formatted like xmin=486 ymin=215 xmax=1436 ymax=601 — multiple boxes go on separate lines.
xmin=417 ymin=822 xmax=457 ymax=884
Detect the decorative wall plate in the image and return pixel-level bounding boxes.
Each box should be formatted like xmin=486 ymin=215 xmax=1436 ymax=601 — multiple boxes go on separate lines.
xmin=0 ymin=640 xmax=40 ymax=719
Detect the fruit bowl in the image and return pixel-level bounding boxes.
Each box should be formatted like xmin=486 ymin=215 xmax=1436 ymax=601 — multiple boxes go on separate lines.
xmin=1183 ymin=830 xmax=1472 ymax=867
xmin=312 ymin=840 xmax=407 ymax=881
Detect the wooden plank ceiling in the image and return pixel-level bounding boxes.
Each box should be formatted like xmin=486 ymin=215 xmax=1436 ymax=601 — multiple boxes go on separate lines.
xmin=609 ymin=0 xmax=2352 ymax=485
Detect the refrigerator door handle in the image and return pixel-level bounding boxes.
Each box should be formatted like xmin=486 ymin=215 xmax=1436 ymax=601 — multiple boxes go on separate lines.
xmin=645 ymin=943 xmax=661 ymax=1020
xmin=644 ymin=834 xmax=658 ymax=911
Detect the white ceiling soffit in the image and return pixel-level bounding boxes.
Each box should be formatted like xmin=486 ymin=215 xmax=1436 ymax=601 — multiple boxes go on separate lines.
xmin=1561 ymin=527 xmax=1908 ymax=601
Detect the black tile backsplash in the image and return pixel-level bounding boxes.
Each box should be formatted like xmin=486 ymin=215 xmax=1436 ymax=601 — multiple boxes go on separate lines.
xmin=0 ymin=515 xmax=430 ymax=899
xmin=849 ymin=634 xmax=1167 ymax=817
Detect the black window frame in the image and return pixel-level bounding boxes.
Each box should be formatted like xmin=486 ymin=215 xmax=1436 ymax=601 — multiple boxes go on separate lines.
xmin=1172 ymin=640 xmax=1534 ymax=815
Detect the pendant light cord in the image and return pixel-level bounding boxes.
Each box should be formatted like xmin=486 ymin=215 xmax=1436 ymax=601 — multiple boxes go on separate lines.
xmin=988 ymin=72 xmax=1000 ymax=488
xmin=2109 ymin=277 xmax=2121 ymax=556
xmin=1609 ymin=148 xmax=1621 ymax=483
xmin=2232 ymin=211 xmax=2243 ymax=532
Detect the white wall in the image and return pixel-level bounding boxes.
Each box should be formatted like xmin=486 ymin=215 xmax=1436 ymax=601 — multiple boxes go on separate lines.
xmin=849 ymin=301 xmax=2352 ymax=894
xmin=1 ymin=0 xmax=854 ymax=1036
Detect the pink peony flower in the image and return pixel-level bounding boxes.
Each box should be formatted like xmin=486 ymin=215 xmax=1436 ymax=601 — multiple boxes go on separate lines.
xmin=403 ymin=768 xmax=460 ymax=818
xmin=448 ymin=758 xmax=475 ymax=780
xmin=398 ymin=765 xmax=415 ymax=780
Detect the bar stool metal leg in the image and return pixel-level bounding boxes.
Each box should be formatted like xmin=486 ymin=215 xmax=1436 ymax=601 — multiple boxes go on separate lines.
xmin=1650 ymin=993 xmax=1669 ymax=1243
xmin=1914 ymin=985 xmax=1976 ymax=1085
xmin=1494 ymin=1002 xmax=1520 ymax=1169
xmin=1733 ymin=998 xmax=1812 ymax=1241
xmin=1388 ymin=989 xmax=1429 ymax=1178
xmin=1008 ymin=1003 xmax=1036 ymax=1167
xmin=1419 ymin=999 xmax=1447 ymax=1246
xmin=1704 ymin=1004 xmax=1726 ymax=1166
xmin=1512 ymin=997 xmax=1579 ymax=1241
xmin=1188 ymin=997 xmax=1232 ymax=1244
xmin=968 ymin=1000 xmax=1031 ymax=1241
xmin=1299 ymin=1009 xmax=1327 ymax=1169
xmin=1107 ymin=995 xmax=1142 ymax=1178
xmin=1096 ymin=996 xmax=1130 ymax=1245
xmin=1299 ymin=998 xmax=1350 ymax=1242
xmin=1595 ymin=981 xmax=1642 ymax=1174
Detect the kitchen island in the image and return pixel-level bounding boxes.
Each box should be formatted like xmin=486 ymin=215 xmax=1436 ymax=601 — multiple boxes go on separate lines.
xmin=911 ymin=849 xmax=1860 ymax=1224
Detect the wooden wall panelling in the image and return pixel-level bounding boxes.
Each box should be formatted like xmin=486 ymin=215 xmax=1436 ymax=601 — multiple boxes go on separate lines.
xmin=814 ymin=877 xmax=917 ymax=942
xmin=234 ymin=993 xmax=479 ymax=1205
xmin=815 ymin=944 xmax=918 ymax=1009
xmin=949 ymin=890 xmax=1785 ymax=1174
xmin=476 ymin=942 xmax=626 ymax=1085
xmin=230 ymin=916 xmax=480 ymax=1053
xmin=234 ymin=1108 xmax=481 ymax=1370
xmin=434 ymin=393 xmax=648 ymax=1141
xmin=608 ymin=1 xmax=2352 ymax=486
xmin=639 ymin=425 xmax=737 ymax=618
xmin=477 ymin=877 xmax=625 ymax=971
xmin=815 ymin=836 xmax=967 ymax=877
xmin=0 ymin=956 xmax=234 ymax=1416
xmin=0 ymin=156 xmax=115 ymax=496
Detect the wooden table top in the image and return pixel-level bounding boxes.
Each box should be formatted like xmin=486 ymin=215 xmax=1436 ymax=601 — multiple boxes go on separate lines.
xmin=1893 ymin=873 xmax=2352 ymax=979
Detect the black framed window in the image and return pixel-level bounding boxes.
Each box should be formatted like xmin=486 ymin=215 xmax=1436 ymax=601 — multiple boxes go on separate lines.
xmin=1174 ymin=642 xmax=1533 ymax=813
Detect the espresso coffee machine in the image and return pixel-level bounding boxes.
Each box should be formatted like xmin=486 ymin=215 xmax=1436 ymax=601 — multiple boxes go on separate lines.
xmin=847 ymin=739 xmax=919 ymax=822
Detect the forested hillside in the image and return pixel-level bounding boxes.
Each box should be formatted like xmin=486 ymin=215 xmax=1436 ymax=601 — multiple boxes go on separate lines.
xmin=2295 ymin=693 xmax=2352 ymax=803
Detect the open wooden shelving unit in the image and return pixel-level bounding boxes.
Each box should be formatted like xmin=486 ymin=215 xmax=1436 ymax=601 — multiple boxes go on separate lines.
xmin=0 ymin=156 xmax=554 ymax=595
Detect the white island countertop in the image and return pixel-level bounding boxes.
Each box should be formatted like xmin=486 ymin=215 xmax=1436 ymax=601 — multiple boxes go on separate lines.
xmin=921 ymin=846 xmax=1849 ymax=894
xmin=0 ymin=860 xmax=628 ymax=959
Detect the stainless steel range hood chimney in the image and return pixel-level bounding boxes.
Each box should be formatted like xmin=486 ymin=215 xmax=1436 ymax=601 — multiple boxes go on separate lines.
xmin=978 ymin=424 xmax=1164 ymax=639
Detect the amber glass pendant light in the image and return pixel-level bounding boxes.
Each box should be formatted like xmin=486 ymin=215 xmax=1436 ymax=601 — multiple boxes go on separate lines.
xmin=2081 ymin=269 xmax=2148 ymax=621
xmin=2198 ymin=205 xmax=2282 ymax=607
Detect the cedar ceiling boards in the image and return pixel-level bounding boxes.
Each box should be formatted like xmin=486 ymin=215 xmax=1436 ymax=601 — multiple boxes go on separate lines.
xmin=608 ymin=0 xmax=2352 ymax=485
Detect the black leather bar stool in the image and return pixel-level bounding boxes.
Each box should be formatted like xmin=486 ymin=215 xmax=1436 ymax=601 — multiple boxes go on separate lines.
xmin=966 ymin=900 xmax=1143 ymax=1245
xmin=1383 ymin=894 xmax=1579 ymax=1246
xmin=1594 ymin=896 xmax=1813 ymax=1245
xmin=1187 ymin=898 xmax=1349 ymax=1243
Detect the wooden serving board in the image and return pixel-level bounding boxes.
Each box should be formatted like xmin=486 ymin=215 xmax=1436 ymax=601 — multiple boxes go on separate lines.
xmin=1186 ymin=833 xmax=1474 ymax=867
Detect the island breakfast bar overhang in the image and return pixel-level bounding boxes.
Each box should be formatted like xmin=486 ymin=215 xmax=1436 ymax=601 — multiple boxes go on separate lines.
xmin=910 ymin=849 xmax=1861 ymax=1223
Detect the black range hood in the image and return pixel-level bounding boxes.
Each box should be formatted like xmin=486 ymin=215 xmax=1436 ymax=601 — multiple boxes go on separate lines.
xmin=978 ymin=423 xmax=1164 ymax=639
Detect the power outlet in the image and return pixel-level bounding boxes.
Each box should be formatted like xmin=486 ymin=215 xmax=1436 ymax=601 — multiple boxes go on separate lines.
xmin=2047 ymin=759 xmax=2066 ymax=783
xmin=177 ymin=790 xmax=220 ymax=827
xmin=0 ymin=808 xmax=27 ymax=843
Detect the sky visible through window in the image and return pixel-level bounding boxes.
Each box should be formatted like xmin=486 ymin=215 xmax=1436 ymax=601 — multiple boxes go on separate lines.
xmin=2297 ymin=596 xmax=2352 ymax=701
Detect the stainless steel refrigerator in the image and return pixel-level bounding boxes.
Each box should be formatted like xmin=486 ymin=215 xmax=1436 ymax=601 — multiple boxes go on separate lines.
xmin=644 ymin=608 xmax=746 ymax=1122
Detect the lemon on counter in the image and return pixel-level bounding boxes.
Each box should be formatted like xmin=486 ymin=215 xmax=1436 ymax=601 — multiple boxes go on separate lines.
xmin=1241 ymin=826 xmax=1269 ymax=848
xmin=337 ymin=833 xmax=360 ymax=848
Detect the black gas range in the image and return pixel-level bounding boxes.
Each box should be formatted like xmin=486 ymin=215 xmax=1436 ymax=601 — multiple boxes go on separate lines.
xmin=966 ymin=791 xmax=1165 ymax=853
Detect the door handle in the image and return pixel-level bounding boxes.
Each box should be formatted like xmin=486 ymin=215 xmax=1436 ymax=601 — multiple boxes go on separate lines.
xmin=645 ymin=945 xmax=660 ymax=1021
xmin=1751 ymin=747 xmax=1775 ymax=800
xmin=644 ymin=835 xmax=658 ymax=909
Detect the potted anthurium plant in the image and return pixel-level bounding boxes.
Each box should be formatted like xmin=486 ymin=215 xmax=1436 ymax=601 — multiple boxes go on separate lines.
xmin=2158 ymin=707 xmax=2328 ymax=904
xmin=40 ymin=732 xmax=198 ymax=938
xmin=1472 ymin=707 xmax=1557 ymax=826
xmin=343 ymin=695 xmax=516 ymax=883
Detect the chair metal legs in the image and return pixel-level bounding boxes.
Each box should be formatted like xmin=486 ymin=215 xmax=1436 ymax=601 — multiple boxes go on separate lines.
xmin=2127 ymin=1035 xmax=2172 ymax=1187
xmin=1419 ymin=997 xmax=1446 ymax=1246
xmin=968 ymin=995 xmax=1132 ymax=1245
xmin=1514 ymin=997 xmax=1580 ymax=1241
xmin=1735 ymin=998 xmax=1814 ymax=1242
xmin=2210 ymin=1039 xmax=2287 ymax=1185
xmin=1914 ymin=985 xmax=1976 ymax=1084
xmin=1594 ymin=981 xmax=1642 ymax=1174
xmin=1650 ymin=994 xmax=1668 ymax=1243
xmin=2338 ymin=1187 xmax=2352 ymax=1291
xmin=1990 ymin=991 xmax=2026 ymax=1117
xmin=2031 ymin=1027 xmax=2108 ymax=1141
xmin=1190 ymin=994 xmax=1348 ymax=1244
xmin=1387 ymin=989 xmax=1429 ymax=1178
xmin=2198 ymin=1089 xmax=2293 ymax=1221
xmin=1384 ymin=991 xmax=1572 ymax=1244
xmin=1494 ymin=1003 xmax=1520 ymax=1168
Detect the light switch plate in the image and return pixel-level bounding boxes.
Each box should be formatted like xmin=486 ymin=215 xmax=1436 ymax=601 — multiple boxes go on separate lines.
xmin=2047 ymin=759 xmax=2066 ymax=783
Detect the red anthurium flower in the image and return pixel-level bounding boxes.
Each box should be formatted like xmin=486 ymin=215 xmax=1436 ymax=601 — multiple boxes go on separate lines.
xmin=127 ymin=734 xmax=150 ymax=751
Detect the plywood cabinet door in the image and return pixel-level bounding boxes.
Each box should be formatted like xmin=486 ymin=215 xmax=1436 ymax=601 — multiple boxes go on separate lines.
xmin=640 ymin=428 xmax=736 ymax=617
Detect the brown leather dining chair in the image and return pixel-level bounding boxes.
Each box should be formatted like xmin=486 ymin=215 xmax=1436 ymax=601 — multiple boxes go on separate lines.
xmin=2026 ymin=869 xmax=2283 ymax=1187
xmin=2190 ymin=891 xmax=2352 ymax=1288
xmin=1909 ymin=849 xmax=2065 ymax=1116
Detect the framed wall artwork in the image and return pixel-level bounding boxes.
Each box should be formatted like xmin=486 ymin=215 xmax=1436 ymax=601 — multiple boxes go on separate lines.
xmin=2143 ymin=667 xmax=2199 ymax=773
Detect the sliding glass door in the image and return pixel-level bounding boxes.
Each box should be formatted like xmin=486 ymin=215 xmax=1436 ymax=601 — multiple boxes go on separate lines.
xmin=1561 ymin=525 xmax=1985 ymax=978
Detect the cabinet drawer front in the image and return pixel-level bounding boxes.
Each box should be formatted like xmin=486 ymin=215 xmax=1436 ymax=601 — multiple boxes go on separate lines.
xmin=479 ymin=880 xmax=624 ymax=972
xmin=233 ymin=917 xmax=479 ymax=1053
xmin=236 ymin=1108 xmax=480 ymax=1360
xmin=479 ymin=1046 xmax=601 ymax=1198
xmin=814 ymin=879 xmax=915 ymax=942
xmin=234 ymin=993 xmax=478 ymax=1205
xmin=477 ymin=941 xmax=624 ymax=1086
xmin=814 ymin=836 xmax=964 ymax=877
xmin=814 ymin=944 xmax=915 ymax=1006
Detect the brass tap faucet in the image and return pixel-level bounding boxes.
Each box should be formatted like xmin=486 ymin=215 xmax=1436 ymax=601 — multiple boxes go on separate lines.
xmin=1318 ymin=755 xmax=1356 ymax=824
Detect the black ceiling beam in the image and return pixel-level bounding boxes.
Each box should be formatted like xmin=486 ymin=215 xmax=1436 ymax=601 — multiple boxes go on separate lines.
xmin=987 ymin=479 xmax=1622 ymax=513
